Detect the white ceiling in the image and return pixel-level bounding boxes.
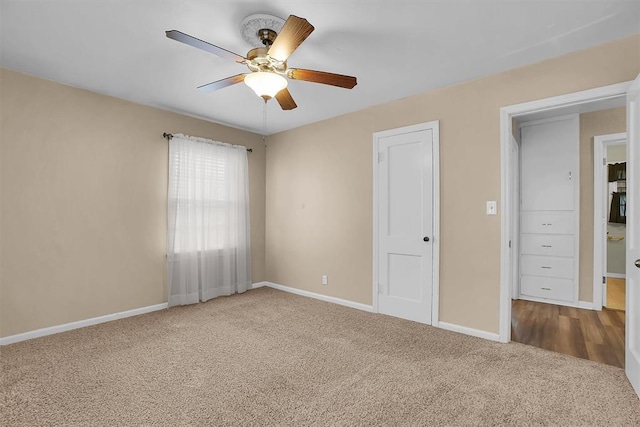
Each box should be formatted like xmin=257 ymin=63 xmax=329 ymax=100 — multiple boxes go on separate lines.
xmin=1 ymin=1 xmax=639 ymax=135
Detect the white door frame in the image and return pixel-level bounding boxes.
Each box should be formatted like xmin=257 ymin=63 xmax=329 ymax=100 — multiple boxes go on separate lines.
xmin=509 ymin=134 xmax=520 ymax=300
xmin=593 ymin=133 xmax=627 ymax=311
xmin=499 ymin=81 xmax=632 ymax=343
xmin=373 ymin=121 xmax=440 ymax=325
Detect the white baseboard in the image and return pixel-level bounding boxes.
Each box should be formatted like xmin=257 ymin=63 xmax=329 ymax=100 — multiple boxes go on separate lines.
xmin=577 ymin=301 xmax=594 ymax=310
xmin=249 ymin=281 xmax=268 ymax=289
xmin=607 ymin=273 xmax=626 ymax=279
xmin=0 ymin=282 xmax=505 ymax=346
xmin=0 ymin=303 xmax=168 ymax=346
xmin=263 ymin=282 xmax=502 ymax=343
xmin=262 ymin=281 xmax=375 ymax=313
xmin=437 ymin=321 xmax=501 ymax=342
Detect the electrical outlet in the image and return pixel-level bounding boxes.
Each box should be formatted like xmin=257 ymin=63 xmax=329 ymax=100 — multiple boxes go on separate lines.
xmin=322 ymin=275 xmax=328 ymax=285
xmin=486 ymin=201 xmax=497 ymax=215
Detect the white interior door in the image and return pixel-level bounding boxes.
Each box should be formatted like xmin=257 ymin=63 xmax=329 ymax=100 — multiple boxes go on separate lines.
xmin=377 ymin=127 xmax=434 ymax=324
xmin=626 ymin=73 xmax=640 ymax=398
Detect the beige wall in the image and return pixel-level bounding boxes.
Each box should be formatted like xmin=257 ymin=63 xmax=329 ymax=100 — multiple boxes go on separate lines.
xmin=578 ymin=107 xmax=626 ymax=301
xmin=0 ymin=68 xmax=265 ymax=337
xmin=266 ymin=35 xmax=640 ymax=334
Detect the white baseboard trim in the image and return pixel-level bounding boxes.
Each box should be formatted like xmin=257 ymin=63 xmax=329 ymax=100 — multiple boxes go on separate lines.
xmin=606 ymin=273 xmax=626 ymax=279
xmin=262 ymin=282 xmax=501 ymax=343
xmin=0 ymin=302 xmax=168 ymax=346
xmin=577 ymin=301 xmax=594 ymax=310
xmin=262 ymin=281 xmax=375 ymax=313
xmin=249 ymin=281 xmax=268 ymax=289
xmin=437 ymin=321 xmax=501 ymax=342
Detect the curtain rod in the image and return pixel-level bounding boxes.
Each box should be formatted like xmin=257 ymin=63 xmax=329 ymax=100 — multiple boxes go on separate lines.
xmin=163 ymin=133 xmax=252 ymax=152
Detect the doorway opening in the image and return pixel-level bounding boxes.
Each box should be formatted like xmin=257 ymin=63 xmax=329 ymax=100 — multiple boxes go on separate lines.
xmin=499 ymin=82 xmax=632 ymax=368
xmin=594 ymin=133 xmax=627 ymax=315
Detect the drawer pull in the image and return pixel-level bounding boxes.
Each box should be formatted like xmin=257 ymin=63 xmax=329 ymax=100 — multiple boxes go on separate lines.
xmin=541 ymin=223 xmax=553 ymax=226
xmin=541 ymin=245 xmax=552 ymax=248
xmin=541 ymin=266 xmax=552 ymax=269
xmin=541 ymin=287 xmax=551 ymax=291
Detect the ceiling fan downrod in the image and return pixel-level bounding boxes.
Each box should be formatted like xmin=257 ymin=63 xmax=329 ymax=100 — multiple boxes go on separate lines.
xmin=258 ymin=29 xmax=277 ymax=47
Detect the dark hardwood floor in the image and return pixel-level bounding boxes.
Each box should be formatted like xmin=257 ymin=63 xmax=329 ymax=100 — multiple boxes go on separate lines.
xmin=511 ymin=299 xmax=625 ymax=368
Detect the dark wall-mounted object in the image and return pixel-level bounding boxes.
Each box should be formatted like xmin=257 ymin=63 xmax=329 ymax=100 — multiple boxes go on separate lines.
xmin=608 ymin=162 xmax=626 ymax=182
xmin=610 ymin=192 xmax=626 ymax=224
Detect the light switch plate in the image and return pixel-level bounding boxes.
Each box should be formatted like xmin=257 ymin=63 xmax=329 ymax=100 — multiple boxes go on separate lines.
xmin=487 ymin=201 xmax=497 ymax=215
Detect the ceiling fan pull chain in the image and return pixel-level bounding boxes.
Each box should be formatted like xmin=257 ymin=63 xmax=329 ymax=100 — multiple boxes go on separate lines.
xmin=262 ymin=100 xmax=268 ymax=141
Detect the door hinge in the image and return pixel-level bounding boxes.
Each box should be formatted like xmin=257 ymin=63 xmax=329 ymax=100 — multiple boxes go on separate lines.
xmin=603 ymin=276 xmax=606 ymax=284
xmin=509 ymin=240 xmax=512 ymax=248
xmin=378 ymin=152 xmax=384 ymax=162
xmin=603 ymin=158 xmax=607 ymax=166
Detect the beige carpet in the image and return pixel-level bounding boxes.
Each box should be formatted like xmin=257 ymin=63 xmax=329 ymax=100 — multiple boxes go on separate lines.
xmin=2 ymin=287 xmax=639 ymax=426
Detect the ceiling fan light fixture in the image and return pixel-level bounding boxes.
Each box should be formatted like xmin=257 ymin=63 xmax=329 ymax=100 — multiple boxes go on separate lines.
xmin=168 ymin=13 xmax=356 ymax=111
xmin=244 ymin=71 xmax=288 ymax=100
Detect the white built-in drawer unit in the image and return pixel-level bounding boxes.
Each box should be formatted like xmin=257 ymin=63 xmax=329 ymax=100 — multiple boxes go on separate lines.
xmin=518 ymin=114 xmax=579 ymax=305
xmin=521 ymin=255 xmax=574 ymax=279
xmin=521 ymin=212 xmax=574 ymax=235
xmin=520 ymin=234 xmax=574 ymax=257
xmin=520 ymin=276 xmax=574 ymax=302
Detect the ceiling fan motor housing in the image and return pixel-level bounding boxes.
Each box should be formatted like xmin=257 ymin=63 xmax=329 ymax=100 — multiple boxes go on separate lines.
xmin=240 ymin=14 xmax=288 ymax=75
xmin=246 ymin=47 xmax=287 ymax=74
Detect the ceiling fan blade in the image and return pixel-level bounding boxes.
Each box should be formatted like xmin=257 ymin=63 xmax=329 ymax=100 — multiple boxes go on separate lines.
xmin=288 ymin=69 xmax=357 ymax=89
xmin=275 ymin=88 xmax=297 ymax=110
xmin=166 ymin=30 xmax=246 ymax=63
xmin=268 ymin=15 xmax=314 ymax=62
xmin=197 ymin=74 xmax=246 ymax=93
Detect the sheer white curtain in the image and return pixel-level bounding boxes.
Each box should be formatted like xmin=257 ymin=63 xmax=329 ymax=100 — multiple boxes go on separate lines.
xmin=167 ymin=134 xmax=251 ymax=306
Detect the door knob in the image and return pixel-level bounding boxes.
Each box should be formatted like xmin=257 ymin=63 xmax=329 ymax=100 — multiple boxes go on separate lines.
xmin=635 ymin=259 xmax=640 ymax=269
xmin=423 ymin=236 xmax=430 ymax=242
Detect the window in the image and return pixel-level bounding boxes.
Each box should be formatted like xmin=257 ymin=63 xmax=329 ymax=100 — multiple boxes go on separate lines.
xmin=167 ymin=135 xmax=249 ymax=254
xmin=166 ymin=133 xmax=252 ymax=306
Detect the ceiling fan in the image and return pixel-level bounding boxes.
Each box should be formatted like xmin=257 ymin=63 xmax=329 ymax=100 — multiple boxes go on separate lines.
xmin=166 ymin=14 xmax=357 ymax=110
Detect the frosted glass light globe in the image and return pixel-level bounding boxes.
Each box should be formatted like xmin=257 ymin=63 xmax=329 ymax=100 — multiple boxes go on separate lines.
xmin=244 ymin=72 xmax=288 ymax=100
